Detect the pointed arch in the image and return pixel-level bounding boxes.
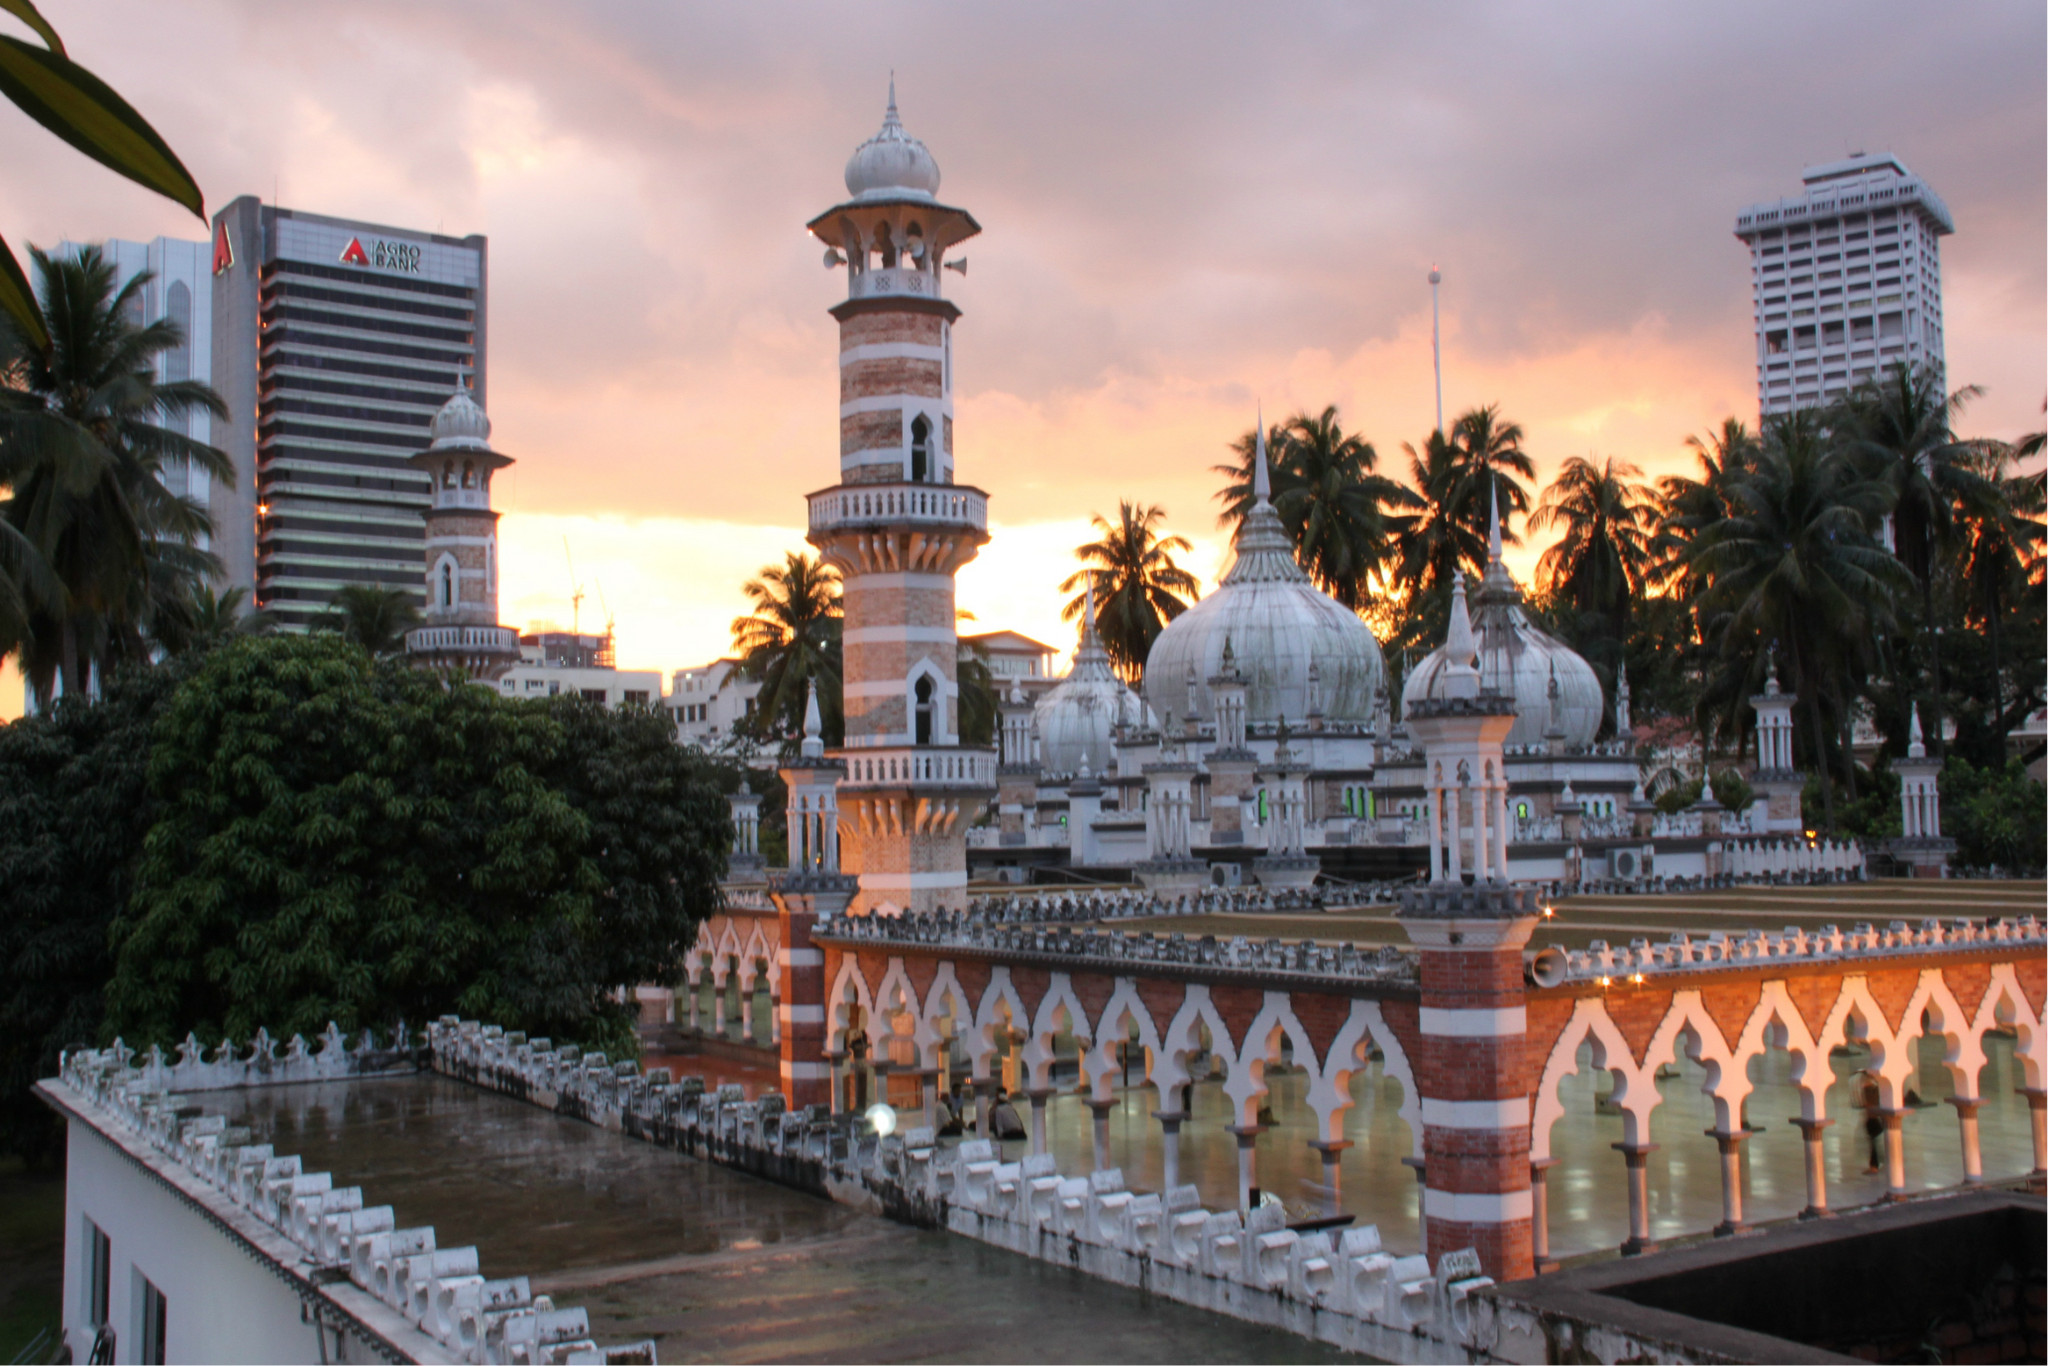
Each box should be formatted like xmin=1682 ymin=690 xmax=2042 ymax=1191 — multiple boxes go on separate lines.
xmin=1533 ymin=997 xmax=1652 ymax=1158
xmin=1082 ymin=978 xmax=1165 ymax=1103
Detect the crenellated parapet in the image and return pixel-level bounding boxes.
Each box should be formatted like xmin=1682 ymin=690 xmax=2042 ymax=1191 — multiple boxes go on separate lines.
xmin=46 ymin=1036 xmax=649 ymax=1365
xmin=1533 ymin=913 xmax=2044 ymax=987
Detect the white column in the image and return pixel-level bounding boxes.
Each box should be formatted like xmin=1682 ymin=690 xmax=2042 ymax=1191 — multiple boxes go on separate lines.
xmin=1447 ymin=777 xmax=1464 ymax=883
xmin=1428 ymin=782 xmax=1445 ymax=883
xmin=1493 ymin=778 xmax=1510 ymax=881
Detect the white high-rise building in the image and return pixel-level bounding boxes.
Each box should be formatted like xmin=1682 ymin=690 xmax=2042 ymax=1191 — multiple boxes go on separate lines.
xmin=1734 ymin=154 xmax=1952 ymax=416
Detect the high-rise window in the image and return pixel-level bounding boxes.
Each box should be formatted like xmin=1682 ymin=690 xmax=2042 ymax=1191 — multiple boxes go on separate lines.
xmin=136 ymin=1272 xmax=167 ymax=1365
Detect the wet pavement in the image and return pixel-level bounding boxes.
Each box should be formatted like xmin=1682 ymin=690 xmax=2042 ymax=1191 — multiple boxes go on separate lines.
xmin=220 ymin=1077 xmax=1361 ymax=1363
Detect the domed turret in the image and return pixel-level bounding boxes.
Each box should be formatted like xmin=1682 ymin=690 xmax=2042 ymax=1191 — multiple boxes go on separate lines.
xmin=1144 ymin=418 xmax=1386 ymax=725
xmin=844 ymin=79 xmax=941 ymax=202
xmin=1033 ymin=587 xmax=1137 ymax=778
xmin=428 ymin=377 xmax=492 ymax=451
xmin=1401 ymin=488 xmax=1604 ymax=747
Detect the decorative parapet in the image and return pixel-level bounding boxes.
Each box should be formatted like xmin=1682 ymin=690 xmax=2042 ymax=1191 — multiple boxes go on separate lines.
xmin=1535 ymin=915 xmax=2045 ymax=987
xmin=425 ymin=1018 xmax=1496 ymax=1364
xmin=49 ymin=1038 xmax=651 ymax=1366
xmin=817 ymin=911 xmax=1419 ymax=988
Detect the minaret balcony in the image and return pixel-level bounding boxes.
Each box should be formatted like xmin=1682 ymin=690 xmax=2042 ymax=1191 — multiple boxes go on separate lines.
xmin=836 ymin=745 xmax=996 ymax=791
xmin=809 ymin=482 xmax=987 ymax=536
xmin=846 ymin=265 xmax=947 ymax=303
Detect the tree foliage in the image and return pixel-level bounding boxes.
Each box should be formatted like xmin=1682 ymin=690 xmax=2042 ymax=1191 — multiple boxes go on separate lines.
xmin=1060 ymin=500 xmax=1200 ymax=685
xmin=0 ymin=656 xmax=188 ymax=1163
xmin=731 ymin=551 xmax=842 ymax=752
xmin=100 ymin=634 xmax=728 ymax=1055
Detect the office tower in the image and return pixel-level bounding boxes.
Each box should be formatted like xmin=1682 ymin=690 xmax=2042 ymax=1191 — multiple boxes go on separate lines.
xmin=209 ymin=197 xmax=486 ymax=630
xmin=1735 ymin=154 xmax=1951 ymax=417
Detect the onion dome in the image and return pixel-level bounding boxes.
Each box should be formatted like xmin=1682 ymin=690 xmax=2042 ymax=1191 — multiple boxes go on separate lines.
xmin=1033 ymin=588 xmax=1137 ymax=778
xmin=427 ymin=377 xmax=492 ymax=452
xmin=844 ymin=78 xmax=941 ymax=202
xmin=1143 ymin=417 xmax=1387 ymax=725
xmin=1400 ymin=490 xmax=1604 ymax=747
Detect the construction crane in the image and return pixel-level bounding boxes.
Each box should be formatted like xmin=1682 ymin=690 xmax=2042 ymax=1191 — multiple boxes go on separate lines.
xmin=563 ymin=536 xmax=585 ymax=637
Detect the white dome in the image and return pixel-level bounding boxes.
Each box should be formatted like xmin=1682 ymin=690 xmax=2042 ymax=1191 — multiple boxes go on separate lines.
xmin=844 ymin=83 xmax=940 ymax=202
xmin=1143 ymin=452 xmax=1385 ymax=727
xmin=1402 ymin=557 xmax=1605 ymax=747
xmin=1032 ymin=596 xmax=1134 ymax=778
xmin=428 ymin=382 xmax=491 ymax=452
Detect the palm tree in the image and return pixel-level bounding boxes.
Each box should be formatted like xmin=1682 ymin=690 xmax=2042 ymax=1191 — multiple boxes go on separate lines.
xmin=1448 ymin=403 xmax=1536 ymax=545
xmin=1214 ymin=406 xmax=1418 ymax=610
xmin=1689 ymin=412 xmax=1911 ymax=830
xmin=154 ymin=583 xmax=275 ymax=656
xmin=731 ymin=551 xmax=842 ymax=749
xmin=1955 ymin=432 xmax=2046 ymax=733
xmin=1 ymin=245 xmax=231 ymax=703
xmin=316 ymin=584 xmax=421 ymax=657
xmin=1390 ymin=429 xmax=1483 ymax=653
xmin=1530 ymin=455 xmax=1656 ymax=646
xmin=1649 ymin=418 xmax=1758 ymax=602
xmin=1837 ymin=363 xmax=1998 ymax=754
xmin=1059 ymin=501 xmax=1200 ymax=686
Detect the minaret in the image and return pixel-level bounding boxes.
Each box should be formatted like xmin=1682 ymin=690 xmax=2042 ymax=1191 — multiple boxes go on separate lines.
xmin=404 ymin=380 xmax=520 ymax=678
xmin=805 ymin=85 xmax=992 ymax=916
xmin=1749 ymin=660 xmax=1803 ymax=833
xmin=1888 ymin=702 xmax=1954 ymax=878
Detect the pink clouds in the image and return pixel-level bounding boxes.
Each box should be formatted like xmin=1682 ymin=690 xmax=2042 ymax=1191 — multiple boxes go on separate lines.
xmin=0 ymin=1 xmax=2039 ymax=681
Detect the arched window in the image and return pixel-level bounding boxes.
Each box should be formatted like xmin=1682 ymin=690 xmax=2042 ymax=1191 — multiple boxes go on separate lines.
xmin=1256 ymin=789 xmax=1269 ymax=822
xmin=909 ymin=414 xmax=931 ymax=483
xmin=1516 ymin=799 xmax=1530 ymax=820
xmin=461 ymin=461 xmax=475 ymax=488
xmin=914 ymin=675 xmax=934 ymax=745
xmin=440 ymin=561 xmax=455 ymax=608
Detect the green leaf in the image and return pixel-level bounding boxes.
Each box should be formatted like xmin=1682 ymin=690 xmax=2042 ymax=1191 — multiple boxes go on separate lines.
xmin=0 ymin=36 xmax=202 ymax=218
xmin=0 ymin=230 xmax=47 ymax=350
xmin=0 ymin=0 xmax=63 ymax=55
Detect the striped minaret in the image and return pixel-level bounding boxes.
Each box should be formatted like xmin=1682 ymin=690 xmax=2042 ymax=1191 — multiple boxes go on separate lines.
xmin=804 ymin=85 xmax=993 ymax=916
xmin=1397 ymin=573 xmax=1537 ymax=1282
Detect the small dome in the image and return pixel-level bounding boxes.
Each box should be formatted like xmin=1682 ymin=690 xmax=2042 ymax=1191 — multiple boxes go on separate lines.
xmin=428 ymin=381 xmax=491 ymax=452
xmin=1143 ymin=424 xmax=1386 ymax=726
xmin=1401 ymin=556 xmax=1605 ymax=747
xmin=844 ymin=81 xmax=941 ymax=202
xmin=1034 ymin=592 xmax=1137 ymax=779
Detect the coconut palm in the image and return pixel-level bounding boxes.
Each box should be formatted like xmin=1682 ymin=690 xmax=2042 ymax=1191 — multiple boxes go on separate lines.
xmin=731 ymin=551 xmax=842 ymax=749
xmin=1448 ymin=403 xmax=1535 ymax=544
xmin=1059 ymin=501 xmax=1200 ymax=686
xmin=1 ymin=245 xmax=231 ymax=703
xmin=1649 ymin=418 xmax=1758 ymax=602
xmin=1837 ymin=364 xmax=1999 ymax=754
xmin=1689 ymin=412 xmax=1912 ymax=830
xmin=154 ymin=583 xmax=274 ymax=656
xmin=1530 ymin=455 xmax=1657 ymax=644
xmin=1955 ymin=432 xmax=2046 ymax=729
xmin=1213 ymin=406 xmax=1418 ymax=611
xmin=315 ymin=584 xmax=421 ymax=657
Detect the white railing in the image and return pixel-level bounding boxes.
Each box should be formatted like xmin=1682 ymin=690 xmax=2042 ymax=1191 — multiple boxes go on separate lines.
xmin=405 ymin=624 xmax=520 ymax=654
xmin=808 ymin=483 xmax=988 ymax=535
xmin=847 ymin=265 xmax=946 ymax=302
xmin=840 ymin=745 xmax=996 ymax=789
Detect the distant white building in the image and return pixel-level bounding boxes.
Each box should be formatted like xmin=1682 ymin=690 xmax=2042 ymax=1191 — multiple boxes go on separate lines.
xmin=1735 ymin=154 xmax=1951 ymax=416
xmin=496 ymin=630 xmax=659 ymax=707
xmin=666 ymin=658 xmax=763 ymax=746
xmin=962 ymin=629 xmax=1058 ymax=700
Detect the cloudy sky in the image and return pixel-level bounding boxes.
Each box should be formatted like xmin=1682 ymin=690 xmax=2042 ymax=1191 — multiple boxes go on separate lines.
xmin=3 ymin=1 xmax=2043 ymax=688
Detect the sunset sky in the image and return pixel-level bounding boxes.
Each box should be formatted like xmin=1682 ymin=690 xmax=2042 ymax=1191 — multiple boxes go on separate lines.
xmin=2 ymin=1 xmax=2042 ymax=707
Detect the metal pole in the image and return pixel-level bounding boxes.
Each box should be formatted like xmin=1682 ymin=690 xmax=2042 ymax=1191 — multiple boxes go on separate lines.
xmin=1429 ymin=267 xmax=1444 ymax=435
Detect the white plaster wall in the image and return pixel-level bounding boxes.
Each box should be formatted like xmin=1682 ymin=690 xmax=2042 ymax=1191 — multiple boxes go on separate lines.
xmin=63 ymin=1122 xmax=325 ymax=1365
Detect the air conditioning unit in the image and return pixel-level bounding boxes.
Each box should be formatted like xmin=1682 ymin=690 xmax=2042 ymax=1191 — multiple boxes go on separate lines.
xmin=1607 ymin=846 xmax=1652 ymax=880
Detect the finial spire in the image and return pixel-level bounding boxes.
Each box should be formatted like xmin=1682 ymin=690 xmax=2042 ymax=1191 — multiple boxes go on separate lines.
xmin=800 ymin=679 xmax=824 ymax=759
xmin=1488 ymin=478 xmax=1503 ymax=565
xmin=1907 ymin=701 xmax=1926 ymax=758
xmin=1445 ymin=570 xmax=1477 ymax=669
xmin=1253 ymin=405 xmax=1271 ymax=504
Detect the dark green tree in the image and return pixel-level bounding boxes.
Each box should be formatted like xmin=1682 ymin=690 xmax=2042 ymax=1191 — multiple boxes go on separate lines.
xmin=103 ymin=635 xmax=728 ymax=1052
xmin=0 ymin=657 xmax=189 ymax=1162
xmin=315 ymin=583 xmax=421 ymax=657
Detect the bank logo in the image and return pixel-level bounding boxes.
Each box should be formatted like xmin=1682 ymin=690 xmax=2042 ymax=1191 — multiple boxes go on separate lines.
xmin=211 ymin=221 xmax=234 ymax=275
xmin=339 ymin=235 xmax=423 ymax=274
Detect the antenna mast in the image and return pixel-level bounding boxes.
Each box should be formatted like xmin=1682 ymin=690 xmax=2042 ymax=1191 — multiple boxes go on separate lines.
xmin=1429 ymin=266 xmax=1444 ymax=436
